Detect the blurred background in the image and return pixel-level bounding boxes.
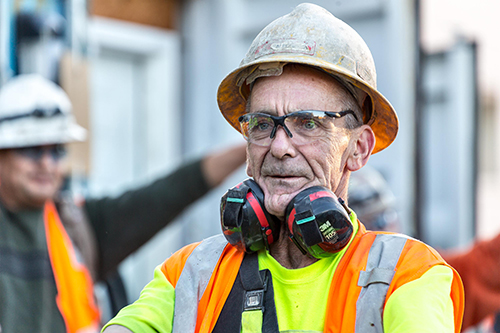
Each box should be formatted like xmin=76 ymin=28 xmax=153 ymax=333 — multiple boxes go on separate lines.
xmin=0 ymin=0 xmax=498 ymax=320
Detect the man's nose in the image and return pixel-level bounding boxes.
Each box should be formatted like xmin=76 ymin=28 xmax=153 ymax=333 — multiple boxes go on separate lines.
xmin=269 ymin=126 xmax=296 ymax=158
xmin=38 ymin=150 xmax=57 ymax=167
xmin=270 ymin=122 xmax=293 ymax=140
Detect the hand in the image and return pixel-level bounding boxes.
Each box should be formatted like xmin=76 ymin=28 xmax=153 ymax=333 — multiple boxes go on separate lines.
xmin=201 ymin=143 xmax=247 ymax=187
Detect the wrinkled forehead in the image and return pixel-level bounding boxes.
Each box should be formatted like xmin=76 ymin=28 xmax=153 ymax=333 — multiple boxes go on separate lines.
xmin=247 ymin=64 xmax=360 ymax=110
xmin=247 ymin=63 xmax=363 ymax=102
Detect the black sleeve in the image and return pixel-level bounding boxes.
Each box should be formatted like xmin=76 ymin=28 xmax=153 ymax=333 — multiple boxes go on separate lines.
xmin=85 ymin=158 xmax=211 ymax=280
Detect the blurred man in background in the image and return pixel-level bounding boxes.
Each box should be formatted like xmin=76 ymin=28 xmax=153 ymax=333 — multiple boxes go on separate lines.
xmin=0 ymin=74 xmax=246 ymax=333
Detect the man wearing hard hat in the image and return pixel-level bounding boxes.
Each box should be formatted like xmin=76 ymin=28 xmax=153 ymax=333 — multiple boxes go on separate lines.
xmin=0 ymin=74 xmax=246 ymax=333
xmin=103 ymin=3 xmax=464 ymax=332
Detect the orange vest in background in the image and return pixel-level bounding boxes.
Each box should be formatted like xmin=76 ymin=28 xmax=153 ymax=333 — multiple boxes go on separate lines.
xmin=44 ymin=201 xmax=100 ymax=333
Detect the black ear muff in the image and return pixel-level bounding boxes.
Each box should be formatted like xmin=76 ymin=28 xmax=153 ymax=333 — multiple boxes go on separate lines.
xmin=220 ymin=179 xmax=280 ymax=253
xmin=285 ymin=186 xmax=353 ymax=258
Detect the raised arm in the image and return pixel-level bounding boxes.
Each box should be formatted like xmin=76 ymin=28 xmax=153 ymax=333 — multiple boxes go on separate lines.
xmin=85 ymin=143 xmax=246 ymax=280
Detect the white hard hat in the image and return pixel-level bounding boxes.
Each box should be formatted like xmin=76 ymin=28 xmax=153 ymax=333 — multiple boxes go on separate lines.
xmin=0 ymin=74 xmax=86 ymax=149
xmin=217 ymin=3 xmax=399 ymax=154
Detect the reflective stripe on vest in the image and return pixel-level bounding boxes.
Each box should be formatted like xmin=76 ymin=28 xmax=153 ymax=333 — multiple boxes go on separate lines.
xmin=169 ymin=232 xmax=457 ymax=333
xmin=355 ymin=234 xmax=408 ymax=332
xmin=173 ymin=234 xmax=228 ymax=333
xmin=44 ymin=201 xmax=100 ymax=333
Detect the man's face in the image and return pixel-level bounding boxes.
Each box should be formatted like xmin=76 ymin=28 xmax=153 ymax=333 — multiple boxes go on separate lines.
xmin=246 ymin=66 xmax=357 ymax=219
xmin=0 ymin=145 xmax=66 ymax=210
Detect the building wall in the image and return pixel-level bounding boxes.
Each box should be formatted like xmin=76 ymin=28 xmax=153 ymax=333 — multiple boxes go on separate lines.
xmin=91 ymin=0 xmax=179 ymax=30
xmin=421 ymin=0 xmax=500 ymax=241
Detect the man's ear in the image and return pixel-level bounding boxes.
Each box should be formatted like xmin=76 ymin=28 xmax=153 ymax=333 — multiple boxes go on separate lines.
xmin=346 ymin=125 xmax=376 ymax=171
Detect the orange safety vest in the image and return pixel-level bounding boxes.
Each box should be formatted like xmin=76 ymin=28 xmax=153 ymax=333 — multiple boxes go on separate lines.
xmin=161 ymin=224 xmax=464 ymax=333
xmin=44 ymin=201 xmax=100 ymax=333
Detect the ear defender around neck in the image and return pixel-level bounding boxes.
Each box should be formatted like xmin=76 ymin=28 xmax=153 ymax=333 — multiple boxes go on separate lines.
xmin=285 ymin=186 xmax=353 ymax=258
xmin=220 ymin=179 xmax=280 ymax=253
xmin=221 ymin=179 xmax=353 ymax=258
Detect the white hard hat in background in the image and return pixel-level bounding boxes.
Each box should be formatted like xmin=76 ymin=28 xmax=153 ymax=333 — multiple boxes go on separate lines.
xmin=0 ymin=74 xmax=86 ymax=149
xmin=348 ymin=165 xmax=400 ymax=232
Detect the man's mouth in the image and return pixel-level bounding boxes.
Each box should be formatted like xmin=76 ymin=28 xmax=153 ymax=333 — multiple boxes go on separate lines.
xmin=267 ymin=174 xmax=300 ymax=179
xmin=266 ymin=175 xmax=305 ymax=185
xmin=31 ymin=175 xmax=54 ymax=184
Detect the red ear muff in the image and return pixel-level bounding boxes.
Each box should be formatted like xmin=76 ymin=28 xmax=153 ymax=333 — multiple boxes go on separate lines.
xmin=285 ymin=186 xmax=353 ymax=258
xmin=221 ymin=180 xmax=352 ymax=257
xmin=220 ymin=179 xmax=280 ymax=253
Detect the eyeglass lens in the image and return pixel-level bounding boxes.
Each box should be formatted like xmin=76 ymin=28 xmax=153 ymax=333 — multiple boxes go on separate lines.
xmin=240 ymin=111 xmax=339 ymax=146
xmin=14 ymin=145 xmax=67 ymax=161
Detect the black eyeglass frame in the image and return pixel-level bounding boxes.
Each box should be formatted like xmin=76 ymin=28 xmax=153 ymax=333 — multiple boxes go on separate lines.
xmin=238 ymin=110 xmax=359 ymax=140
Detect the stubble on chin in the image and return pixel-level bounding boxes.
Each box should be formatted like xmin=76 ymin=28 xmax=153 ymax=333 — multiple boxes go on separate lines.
xmin=262 ymin=180 xmax=301 ymax=219
xmin=264 ymin=196 xmax=293 ymax=219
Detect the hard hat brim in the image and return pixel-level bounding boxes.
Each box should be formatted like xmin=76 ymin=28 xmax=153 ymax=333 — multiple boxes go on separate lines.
xmin=217 ymin=55 xmax=399 ymax=154
xmin=0 ymin=116 xmax=87 ymax=149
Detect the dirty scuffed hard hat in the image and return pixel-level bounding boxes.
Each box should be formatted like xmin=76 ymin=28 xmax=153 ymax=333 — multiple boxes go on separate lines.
xmin=0 ymin=74 xmax=86 ymax=149
xmin=217 ymin=3 xmax=399 ymax=153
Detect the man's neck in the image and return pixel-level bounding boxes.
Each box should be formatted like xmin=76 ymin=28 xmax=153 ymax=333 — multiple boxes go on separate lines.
xmin=268 ymin=222 xmax=318 ymax=269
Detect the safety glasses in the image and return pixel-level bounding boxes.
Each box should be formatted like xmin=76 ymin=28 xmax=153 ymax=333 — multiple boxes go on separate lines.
xmin=13 ymin=144 xmax=67 ymax=162
xmin=238 ymin=110 xmax=358 ymax=146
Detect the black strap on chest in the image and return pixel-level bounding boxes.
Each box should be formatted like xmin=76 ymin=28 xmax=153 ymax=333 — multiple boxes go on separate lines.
xmin=212 ymin=253 xmax=279 ymax=333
